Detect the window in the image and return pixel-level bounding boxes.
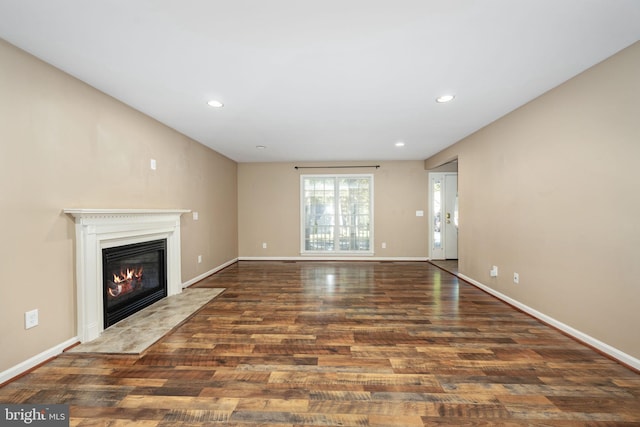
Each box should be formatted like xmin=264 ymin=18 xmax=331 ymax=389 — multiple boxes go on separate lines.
xmin=301 ymin=174 xmax=373 ymax=254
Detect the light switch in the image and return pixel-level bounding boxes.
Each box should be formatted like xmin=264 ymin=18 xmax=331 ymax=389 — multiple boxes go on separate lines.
xmin=150 ymin=159 xmax=157 ymax=170
xmin=193 ymin=212 xmax=199 ymax=220
xmin=416 ymin=210 xmax=424 ymax=217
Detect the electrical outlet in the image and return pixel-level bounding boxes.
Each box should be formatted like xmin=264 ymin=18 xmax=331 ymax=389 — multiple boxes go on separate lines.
xmin=513 ymin=272 xmax=519 ymax=284
xmin=197 ymin=255 xmax=202 ymax=264
xmin=490 ymin=266 xmax=498 ymax=277
xmin=381 ymin=242 xmax=386 ymax=249
xmin=150 ymin=159 xmax=157 ymax=170
xmin=262 ymin=242 xmax=267 ymax=249
xmin=25 ymin=309 xmax=38 ymax=329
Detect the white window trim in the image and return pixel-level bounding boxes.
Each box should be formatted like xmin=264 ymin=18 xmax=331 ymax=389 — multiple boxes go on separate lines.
xmin=300 ymin=174 xmax=374 ymax=256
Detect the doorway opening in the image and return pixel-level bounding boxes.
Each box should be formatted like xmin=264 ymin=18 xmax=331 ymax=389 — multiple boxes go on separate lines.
xmin=429 ymin=161 xmax=458 ymax=262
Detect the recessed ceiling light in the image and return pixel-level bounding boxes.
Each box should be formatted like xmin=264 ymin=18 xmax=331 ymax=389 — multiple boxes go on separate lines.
xmin=395 ymin=141 xmax=405 ymax=147
xmin=436 ymin=94 xmax=455 ymax=103
xmin=207 ymin=99 xmax=224 ymax=108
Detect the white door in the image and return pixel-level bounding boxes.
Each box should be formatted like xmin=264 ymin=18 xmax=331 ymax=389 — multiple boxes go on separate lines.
xmin=429 ymin=173 xmax=458 ymax=260
xmin=444 ymin=174 xmax=458 ymax=259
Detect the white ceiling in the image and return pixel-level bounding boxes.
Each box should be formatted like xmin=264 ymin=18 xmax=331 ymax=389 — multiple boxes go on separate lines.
xmin=1 ymin=1 xmax=638 ymax=163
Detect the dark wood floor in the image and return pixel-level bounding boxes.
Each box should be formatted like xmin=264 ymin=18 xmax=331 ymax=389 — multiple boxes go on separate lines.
xmin=428 ymin=259 xmax=459 ymax=275
xmin=2 ymin=261 xmax=639 ymax=426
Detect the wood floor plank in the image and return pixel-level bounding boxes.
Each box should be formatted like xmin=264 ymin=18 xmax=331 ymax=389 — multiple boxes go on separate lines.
xmin=1 ymin=261 xmax=639 ymax=425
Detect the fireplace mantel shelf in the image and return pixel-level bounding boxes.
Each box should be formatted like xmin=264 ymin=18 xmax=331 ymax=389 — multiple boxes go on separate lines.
xmin=65 ymin=208 xmax=190 ymax=343
xmin=64 ymin=208 xmax=191 ymax=217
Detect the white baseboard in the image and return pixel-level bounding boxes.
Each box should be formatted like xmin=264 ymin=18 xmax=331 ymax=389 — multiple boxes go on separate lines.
xmin=0 ymin=337 xmax=78 ymax=385
xmin=238 ymin=256 xmax=428 ymax=262
xmin=458 ymin=273 xmax=640 ymax=371
xmin=182 ymin=258 xmax=238 ymax=288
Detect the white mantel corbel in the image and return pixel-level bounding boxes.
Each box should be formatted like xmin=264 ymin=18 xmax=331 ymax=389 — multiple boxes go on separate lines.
xmin=64 ymin=208 xmax=190 ymax=343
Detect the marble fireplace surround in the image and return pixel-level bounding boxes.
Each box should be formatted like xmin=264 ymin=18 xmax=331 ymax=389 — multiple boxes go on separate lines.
xmin=64 ymin=209 xmax=190 ymax=343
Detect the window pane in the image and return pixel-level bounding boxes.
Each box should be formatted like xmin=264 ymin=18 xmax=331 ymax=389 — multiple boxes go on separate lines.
xmin=337 ymin=178 xmax=370 ymax=251
xmin=433 ymin=179 xmax=442 ymax=250
xmin=303 ymin=178 xmax=335 ymax=251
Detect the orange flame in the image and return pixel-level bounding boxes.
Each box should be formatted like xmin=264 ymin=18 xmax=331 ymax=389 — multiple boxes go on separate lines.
xmin=113 ymin=267 xmax=143 ymax=284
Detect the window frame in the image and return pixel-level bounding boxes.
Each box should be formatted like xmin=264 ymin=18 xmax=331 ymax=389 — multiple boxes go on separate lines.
xmin=300 ymin=173 xmax=374 ymax=256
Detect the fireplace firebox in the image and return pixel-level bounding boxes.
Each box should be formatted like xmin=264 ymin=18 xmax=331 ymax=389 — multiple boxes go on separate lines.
xmin=102 ymin=239 xmax=167 ymax=328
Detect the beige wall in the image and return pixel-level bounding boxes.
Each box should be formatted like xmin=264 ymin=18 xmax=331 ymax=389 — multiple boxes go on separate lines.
xmin=238 ymin=161 xmax=429 ymax=258
xmin=0 ymin=39 xmax=238 ymax=373
xmin=425 ymin=42 xmax=640 ymax=359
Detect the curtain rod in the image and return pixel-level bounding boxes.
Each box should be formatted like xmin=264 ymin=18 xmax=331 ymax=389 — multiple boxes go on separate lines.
xmin=294 ymin=165 xmax=380 ymax=170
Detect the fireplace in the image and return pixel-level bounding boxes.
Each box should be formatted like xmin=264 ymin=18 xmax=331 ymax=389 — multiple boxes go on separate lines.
xmin=103 ymin=239 xmax=167 ymax=327
xmin=64 ymin=209 xmax=189 ymax=343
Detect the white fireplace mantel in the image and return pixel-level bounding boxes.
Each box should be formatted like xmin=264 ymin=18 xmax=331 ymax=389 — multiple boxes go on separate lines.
xmin=64 ymin=208 xmax=190 ymax=343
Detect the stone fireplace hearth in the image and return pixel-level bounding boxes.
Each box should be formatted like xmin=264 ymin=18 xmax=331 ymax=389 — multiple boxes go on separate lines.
xmin=64 ymin=209 xmax=189 ymax=343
